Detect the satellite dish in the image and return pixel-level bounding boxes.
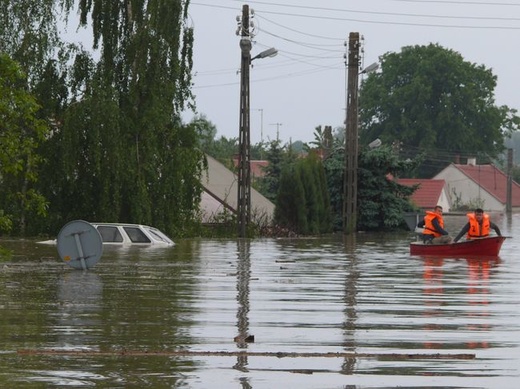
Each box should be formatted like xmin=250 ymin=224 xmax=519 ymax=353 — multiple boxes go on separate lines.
xmin=57 ymin=220 xmax=103 ymax=270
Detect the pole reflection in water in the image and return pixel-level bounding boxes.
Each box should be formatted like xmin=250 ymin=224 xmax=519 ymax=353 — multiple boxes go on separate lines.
xmin=342 ymin=233 xmax=359 ymax=374
xmin=56 ymin=271 xmax=103 ymax=349
xmin=234 ymin=240 xmax=252 ymax=377
xmin=422 ymin=255 xmax=501 ymax=350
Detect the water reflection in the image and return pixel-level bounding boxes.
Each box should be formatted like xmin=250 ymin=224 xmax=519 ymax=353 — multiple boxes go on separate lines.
xmin=234 ymin=239 xmax=251 ymax=375
xmin=1 ymin=224 xmax=519 ymax=387
xmin=465 ymin=257 xmax=500 ymax=350
xmin=421 ymin=255 xmax=501 ymax=350
xmin=55 ymin=271 xmax=103 ymax=349
xmin=342 ymin=234 xmax=359 ymax=374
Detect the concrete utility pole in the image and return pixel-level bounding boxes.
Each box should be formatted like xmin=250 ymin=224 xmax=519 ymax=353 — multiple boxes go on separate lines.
xmin=343 ymin=32 xmax=360 ymax=235
xmin=506 ymin=148 xmax=513 ymax=213
xmin=237 ymin=4 xmax=252 ymax=238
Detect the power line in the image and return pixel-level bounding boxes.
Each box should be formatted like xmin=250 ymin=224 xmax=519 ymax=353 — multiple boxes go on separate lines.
xmin=388 ymin=0 xmax=520 ymax=6
xmin=255 ymin=9 xmax=520 ymax=29
xmin=258 ymin=28 xmax=344 ymax=52
xmin=255 ymin=14 xmax=345 ymax=41
xmin=191 ymin=1 xmax=520 ymax=29
xmin=226 ymin=0 xmax=520 ymax=22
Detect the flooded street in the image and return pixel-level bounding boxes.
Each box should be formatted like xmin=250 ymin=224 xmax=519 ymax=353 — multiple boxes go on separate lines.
xmin=1 ymin=213 xmax=519 ymax=388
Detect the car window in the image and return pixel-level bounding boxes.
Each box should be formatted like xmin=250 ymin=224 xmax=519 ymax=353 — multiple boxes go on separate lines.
xmin=147 ymin=228 xmax=173 ymax=244
xmin=123 ymin=226 xmax=151 ymax=243
xmin=97 ymin=226 xmax=124 ymax=242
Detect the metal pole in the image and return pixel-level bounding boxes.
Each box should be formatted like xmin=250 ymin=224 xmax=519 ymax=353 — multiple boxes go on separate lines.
xmin=270 ymin=123 xmax=282 ymax=140
xmin=343 ymin=32 xmax=360 ymax=235
xmin=506 ymin=148 xmax=513 ymax=213
xmin=238 ymin=4 xmax=252 ymax=238
xmin=257 ymin=108 xmax=264 ymax=144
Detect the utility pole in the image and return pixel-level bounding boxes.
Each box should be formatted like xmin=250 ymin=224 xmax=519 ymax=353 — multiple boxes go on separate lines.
xmin=256 ymin=109 xmax=264 ymax=144
xmin=237 ymin=4 xmax=252 ymax=238
xmin=343 ymin=32 xmax=360 ymax=235
xmin=506 ymin=148 xmax=513 ymax=214
xmin=270 ymin=122 xmax=282 ymax=140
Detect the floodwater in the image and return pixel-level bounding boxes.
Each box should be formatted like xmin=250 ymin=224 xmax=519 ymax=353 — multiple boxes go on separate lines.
xmin=0 ymin=214 xmax=519 ymax=388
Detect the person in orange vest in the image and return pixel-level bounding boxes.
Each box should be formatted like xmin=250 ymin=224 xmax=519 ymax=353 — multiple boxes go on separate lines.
xmin=453 ymin=208 xmax=502 ymax=243
xmin=418 ymin=205 xmax=452 ymax=244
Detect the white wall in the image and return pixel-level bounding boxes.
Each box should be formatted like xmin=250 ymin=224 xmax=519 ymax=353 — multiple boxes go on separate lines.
xmin=437 ymin=187 xmax=451 ymax=212
xmin=434 ymin=166 xmax=504 ymax=211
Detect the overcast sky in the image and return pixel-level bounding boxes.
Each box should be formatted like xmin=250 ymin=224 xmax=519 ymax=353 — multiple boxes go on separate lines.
xmin=183 ymin=0 xmax=520 ymax=145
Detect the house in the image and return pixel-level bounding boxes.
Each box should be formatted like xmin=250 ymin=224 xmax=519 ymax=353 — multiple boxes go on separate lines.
xmin=200 ymin=155 xmax=275 ymax=223
xmin=232 ymin=155 xmax=269 ymax=179
xmin=397 ymin=178 xmax=451 ymax=212
xmin=250 ymin=160 xmax=269 ymax=179
xmin=433 ymin=161 xmax=520 ymax=212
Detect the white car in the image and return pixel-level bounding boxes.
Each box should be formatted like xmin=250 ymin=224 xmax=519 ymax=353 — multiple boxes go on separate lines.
xmin=38 ymin=222 xmax=174 ymax=247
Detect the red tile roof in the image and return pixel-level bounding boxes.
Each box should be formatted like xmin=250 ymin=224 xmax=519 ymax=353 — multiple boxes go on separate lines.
xmin=251 ymin=160 xmax=268 ymax=178
xmin=232 ymin=157 xmax=269 ymax=178
xmin=452 ymin=164 xmax=520 ymax=206
xmin=397 ymin=178 xmax=446 ymax=209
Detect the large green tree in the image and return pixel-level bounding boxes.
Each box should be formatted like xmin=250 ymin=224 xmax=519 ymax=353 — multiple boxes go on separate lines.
xmin=256 ymin=139 xmax=298 ymax=202
xmin=359 ymin=44 xmax=520 ymax=177
xmin=323 ymin=146 xmax=419 ymax=231
xmin=0 ymin=54 xmax=49 ymax=234
xmin=1 ymin=1 xmax=204 ymax=237
xmin=275 ymin=153 xmax=332 ymax=235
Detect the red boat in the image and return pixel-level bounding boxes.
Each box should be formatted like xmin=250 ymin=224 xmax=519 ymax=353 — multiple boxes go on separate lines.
xmin=410 ymin=236 xmax=506 ymax=257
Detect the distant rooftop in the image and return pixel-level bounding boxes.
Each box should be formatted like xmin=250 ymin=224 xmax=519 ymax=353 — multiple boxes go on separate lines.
xmin=451 ymin=164 xmax=520 ymax=207
xmin=397 ymin=178 xmax=446 ymax=209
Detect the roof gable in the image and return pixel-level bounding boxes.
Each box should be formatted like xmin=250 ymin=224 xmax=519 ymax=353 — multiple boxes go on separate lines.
xmin=452 ymin=164 xmax=520 ymax=206
xmin=397 ymin=178 xmax=446 ymax=209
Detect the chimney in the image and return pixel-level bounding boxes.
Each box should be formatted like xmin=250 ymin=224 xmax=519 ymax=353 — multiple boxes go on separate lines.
xmin=467 ymin=157 xmax=476 ymax=166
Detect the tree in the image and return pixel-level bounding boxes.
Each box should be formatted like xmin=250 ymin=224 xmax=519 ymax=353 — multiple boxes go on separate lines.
xmin=275 ymin=165 xmax=307 ymax=234
xmin=504 ymin=131 xmax=520 ymax=165
xmin=323 ymin=146 xmax=420 ymax=231
xmin=188 ymin=114 xmax=240 ymax=169
xmin=359 ymin=44 xmax=520 ymax=178
xmin=274 ymin=153 xmax=332 ymax=235
xmin=190 ymin=114 xmax=218 ymax=153
xmin=0 ymin=54 xmax=49 ymax=234
xmin=356 ymin=147 xmax=418 ymax=230
xmin=256 ymin=139 xmax=297 ymax=202
xmin=0 ymin=1 xmax=204 ymax=237
xmin=0 ymin=0 xmax=63 ymax=85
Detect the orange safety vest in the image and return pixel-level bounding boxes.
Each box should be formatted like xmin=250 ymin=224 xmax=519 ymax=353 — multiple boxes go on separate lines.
xmin=467 ymin=213 xmax=490 ymax=239
xmin=423 ymin=211 xmax=444 ymax=237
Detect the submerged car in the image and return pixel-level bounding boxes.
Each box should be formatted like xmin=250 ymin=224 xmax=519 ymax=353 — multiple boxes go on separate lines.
xmin=38 ymin=223 xmax=174 ymax=247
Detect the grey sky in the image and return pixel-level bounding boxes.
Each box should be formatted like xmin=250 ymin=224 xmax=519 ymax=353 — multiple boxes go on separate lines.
xmin=184 ymin=0 xmax=520 ymax=145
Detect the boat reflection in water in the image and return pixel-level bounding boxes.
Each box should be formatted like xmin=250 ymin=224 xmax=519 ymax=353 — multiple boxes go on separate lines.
xmin=421 ymin=255 xmax=501 ymax=350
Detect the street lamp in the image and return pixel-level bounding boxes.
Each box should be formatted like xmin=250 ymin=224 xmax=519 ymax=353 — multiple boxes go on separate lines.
xmin=252 ymin=47 xmax=278 ymax=60
xmin=343 ymin=31 xmax=379 ymax=235
xmin=237 ymin=4 xmax=277 ymax=238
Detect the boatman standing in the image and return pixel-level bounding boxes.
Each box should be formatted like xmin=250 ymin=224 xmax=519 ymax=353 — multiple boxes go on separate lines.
xmin=419 ymin=205 xmax=452 ymax=244
xmin=453 ymin=208 xmax=502 ymax=243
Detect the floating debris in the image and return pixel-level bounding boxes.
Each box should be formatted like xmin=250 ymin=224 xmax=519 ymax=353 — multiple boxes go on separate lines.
xmin=17 ymin=349 xmax=475 ymax=360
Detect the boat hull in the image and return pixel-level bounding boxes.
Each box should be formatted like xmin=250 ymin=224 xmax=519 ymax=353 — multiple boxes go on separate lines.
xmin=410 ymin=236 xmax=506 ymax=257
